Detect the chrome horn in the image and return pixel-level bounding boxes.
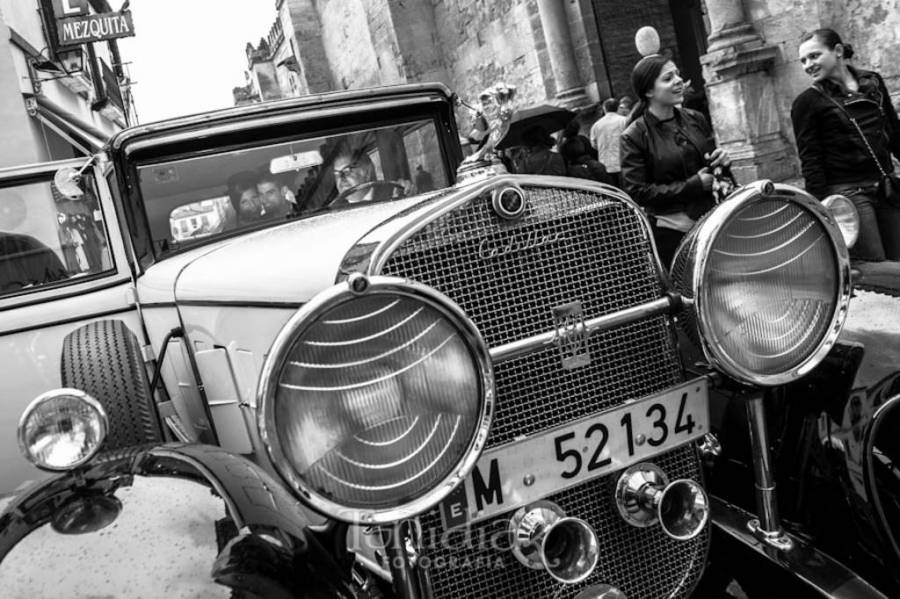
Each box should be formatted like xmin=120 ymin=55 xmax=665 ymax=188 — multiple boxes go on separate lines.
xmin=508 ymin=500 xmax=600 ymax=584
xmin=615 ymin=463 xmax=709 ymax=540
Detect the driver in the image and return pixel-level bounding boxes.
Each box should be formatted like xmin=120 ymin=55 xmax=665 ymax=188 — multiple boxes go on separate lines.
xmin=330 ymin=143 xmax=408 ymax=207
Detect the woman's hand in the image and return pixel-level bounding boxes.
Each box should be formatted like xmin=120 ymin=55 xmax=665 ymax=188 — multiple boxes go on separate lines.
xmin=705 ymin=148 xmax=731 ymax=168
xmin=698 ymin=167 xmax=715 ymax=191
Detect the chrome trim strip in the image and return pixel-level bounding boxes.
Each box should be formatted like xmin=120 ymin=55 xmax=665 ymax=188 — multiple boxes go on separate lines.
xmin=256 ymin=275 xmax=495 ymax=525
xmin=489 ymin=296 xmax=678 ymax=364
xmin=110 ymin=83 xmax=453 ymax=151
xmin=123 ymin=97 xmax=447 ymax=155
xmin=711 ymin=496 xmax=889 ymax=598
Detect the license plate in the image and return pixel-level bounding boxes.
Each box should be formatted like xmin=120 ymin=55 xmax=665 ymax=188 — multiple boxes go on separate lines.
xmin=439 ymin=379 xmax=709 ymax=529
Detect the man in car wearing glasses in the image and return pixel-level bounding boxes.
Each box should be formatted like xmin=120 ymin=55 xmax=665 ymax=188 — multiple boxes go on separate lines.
xmin=330 ymin=142 xmax=410 ymax=207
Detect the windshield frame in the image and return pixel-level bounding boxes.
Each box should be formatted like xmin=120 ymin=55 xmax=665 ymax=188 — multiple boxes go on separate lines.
xmin=110 ymin=89 xmax=461 ymax=269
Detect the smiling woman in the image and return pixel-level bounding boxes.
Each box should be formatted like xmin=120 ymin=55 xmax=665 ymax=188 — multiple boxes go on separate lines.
xmin=620 ymin=54 xmax=731 ymax=266
xmin=791 ymin=28 xmax=900 ymax=262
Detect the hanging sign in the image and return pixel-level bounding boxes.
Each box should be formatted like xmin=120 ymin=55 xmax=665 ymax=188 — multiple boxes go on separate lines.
xmin=57 ymin=10 xmax=135 ymax=46
xmin=52 ymin=0 xmax=89 ymax=17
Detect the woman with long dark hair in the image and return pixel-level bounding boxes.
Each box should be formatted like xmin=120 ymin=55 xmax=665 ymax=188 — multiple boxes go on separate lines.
xmin=620 ymin=54 xmax=731 ymax=266
xmin=791 ymin=28 xmax=900 ymax=261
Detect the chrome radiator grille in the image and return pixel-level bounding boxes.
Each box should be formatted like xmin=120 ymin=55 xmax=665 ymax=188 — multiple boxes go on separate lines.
xmin=380 ymin=185 xmax=682 ymax=448
xmin=381 ymin=186 xmax=663 ymax=348
xmin=378 ymin=184 xmax=704 ymax=597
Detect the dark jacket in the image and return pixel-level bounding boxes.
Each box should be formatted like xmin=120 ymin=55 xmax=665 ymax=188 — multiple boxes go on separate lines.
xmin=517 ymin=147 xmax=567 ymax=176
xmin=620 ymin=107 xmax=716 ymax=219
xmin=0 ymin=232 xmax=67 ymax=292
xmin=558 ymin=134 xmax=598 ymax=163
xmin=566 ymin=155 xmax=610 ymax=183
xmin=791 ymin=67 xmax=900 ymax=199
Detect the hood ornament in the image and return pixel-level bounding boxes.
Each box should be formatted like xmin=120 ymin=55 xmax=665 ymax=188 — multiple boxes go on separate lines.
xmin=457 ymin=83 xmax=517 ymax=184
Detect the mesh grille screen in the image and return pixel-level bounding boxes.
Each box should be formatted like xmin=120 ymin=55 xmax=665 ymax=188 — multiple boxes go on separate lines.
xmin=378 ymin=185 xmax=706 ymax=597
xmin=381 ymin=186 xmax=662 ymax=347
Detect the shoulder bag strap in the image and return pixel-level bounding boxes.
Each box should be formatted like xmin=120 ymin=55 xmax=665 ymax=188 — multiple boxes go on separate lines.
xmin=812 ymin=84 xmax=889 ymax=178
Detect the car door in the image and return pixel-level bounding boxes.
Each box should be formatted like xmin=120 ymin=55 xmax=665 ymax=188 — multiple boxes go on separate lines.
xmin=0 ymin=159 xmax=143 ymax=493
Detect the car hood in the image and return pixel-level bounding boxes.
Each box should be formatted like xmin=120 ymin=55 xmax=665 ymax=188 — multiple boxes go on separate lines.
xmin=138 ymin=197 xmax=425 ymax=305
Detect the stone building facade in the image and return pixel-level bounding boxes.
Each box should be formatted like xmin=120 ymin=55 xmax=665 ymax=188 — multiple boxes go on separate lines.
xmin=237 ymin=0 xmax=900 ymax=186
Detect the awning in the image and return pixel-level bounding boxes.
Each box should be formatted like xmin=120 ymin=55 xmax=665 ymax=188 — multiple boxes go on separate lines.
xmin=29 ymin=96 xmax=110 ymax=155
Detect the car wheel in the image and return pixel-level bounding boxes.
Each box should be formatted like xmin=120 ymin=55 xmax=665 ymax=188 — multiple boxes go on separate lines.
xmin=61 ymin=319 xmax=162 ymax=449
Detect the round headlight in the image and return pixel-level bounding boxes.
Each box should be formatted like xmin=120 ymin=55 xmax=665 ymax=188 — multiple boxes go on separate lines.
xmin=822 ymin=194 xmax=860 ymax=248
xmin=258 ymin=274 xmax=494 ymax=524
xmin=671 ymin=181 xmax=851 ymax=386
xmin=18 ymin=389 xmax=108 ymax=471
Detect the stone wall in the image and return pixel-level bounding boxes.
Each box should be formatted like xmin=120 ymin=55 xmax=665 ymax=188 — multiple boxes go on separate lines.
xmin=431 ymin=0 xmax=549 ymax=110
xmin=316 ymin=0 xmax=393 ymax=89
xmin=385 ymin=0 xmax=449 ymax=85
xmin=280 ymin=0 xmax=333 ymax=95
xmin=250 ymin=59 xmax=283 ymax=101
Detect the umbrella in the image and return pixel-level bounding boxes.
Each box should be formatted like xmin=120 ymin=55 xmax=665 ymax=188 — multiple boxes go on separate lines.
xmin=496 ymin=104 xmax=576 ymax=150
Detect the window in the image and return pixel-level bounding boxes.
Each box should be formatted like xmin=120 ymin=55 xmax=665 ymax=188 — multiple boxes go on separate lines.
xmin=0 ymin=174 xmax=113 ymax=296
xmin=135 ymin=119 xmax=449 ymax=256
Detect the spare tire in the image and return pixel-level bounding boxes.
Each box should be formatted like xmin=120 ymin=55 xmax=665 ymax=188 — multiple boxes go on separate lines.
xmin=61 ymin=319 xmax=162 ymax=449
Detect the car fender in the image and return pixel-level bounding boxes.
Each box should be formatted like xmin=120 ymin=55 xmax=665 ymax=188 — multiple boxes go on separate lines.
xmin=0 ymin=443 xmax=360 ymax=598
xmin=709 ymin=497 xmax=889 ymax=599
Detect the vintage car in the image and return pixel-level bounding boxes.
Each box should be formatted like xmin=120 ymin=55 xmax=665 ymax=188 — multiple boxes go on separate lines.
xmin=0 ymin=82 xmax=898 ymax=599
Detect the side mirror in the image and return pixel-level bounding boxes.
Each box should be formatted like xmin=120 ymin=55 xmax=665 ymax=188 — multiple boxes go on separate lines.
xmin=53 ymin=167 xmax=85 ymax=200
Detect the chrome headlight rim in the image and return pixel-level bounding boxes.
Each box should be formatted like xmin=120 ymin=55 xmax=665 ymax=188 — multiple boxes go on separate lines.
xmin=688 ymin=181 xmax=852 ymax=386
xmin=17 ymin=388 xmax=109 ymax=472
xmin=257 ymin=274 xmax=495 ymax=524
xmin=821 ymin=193 xmax=860 ymax=249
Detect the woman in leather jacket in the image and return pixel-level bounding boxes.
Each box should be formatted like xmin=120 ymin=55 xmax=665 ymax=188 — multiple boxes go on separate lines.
xmin=791 ymin=29 xmax=900 ymax=261
xmin=620 ymin=54 xmax=731 ymax=267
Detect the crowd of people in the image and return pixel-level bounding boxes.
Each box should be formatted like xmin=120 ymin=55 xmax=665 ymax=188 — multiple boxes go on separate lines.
xmin=501 ymin=27 xmax=900 ymax=267
xmin=499 ymin=75 xmax=729 ymax=265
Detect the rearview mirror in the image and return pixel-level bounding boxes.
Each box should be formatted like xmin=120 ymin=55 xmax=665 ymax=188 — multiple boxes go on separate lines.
xmin=270 ymin=150 xmax=322 ymax=174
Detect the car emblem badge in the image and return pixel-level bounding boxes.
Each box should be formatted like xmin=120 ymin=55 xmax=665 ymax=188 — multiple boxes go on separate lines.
xmin=552 ymin=301 xmax=591 ymax=370
xmin=491 ymin=186 xmax=527 ymax=220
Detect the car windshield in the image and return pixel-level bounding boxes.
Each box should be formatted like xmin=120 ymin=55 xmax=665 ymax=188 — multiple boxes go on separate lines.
xmin=136 ymin=118 xmax=449 ymax=254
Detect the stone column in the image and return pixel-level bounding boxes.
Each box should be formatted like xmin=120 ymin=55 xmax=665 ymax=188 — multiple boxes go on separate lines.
xmin=701 ymin=0 xmax=797 ymax=183
xmin=705 ymin=0 xmax=761 ymax=52
xmin=535 ymin=0 xmax=588 ymax=107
